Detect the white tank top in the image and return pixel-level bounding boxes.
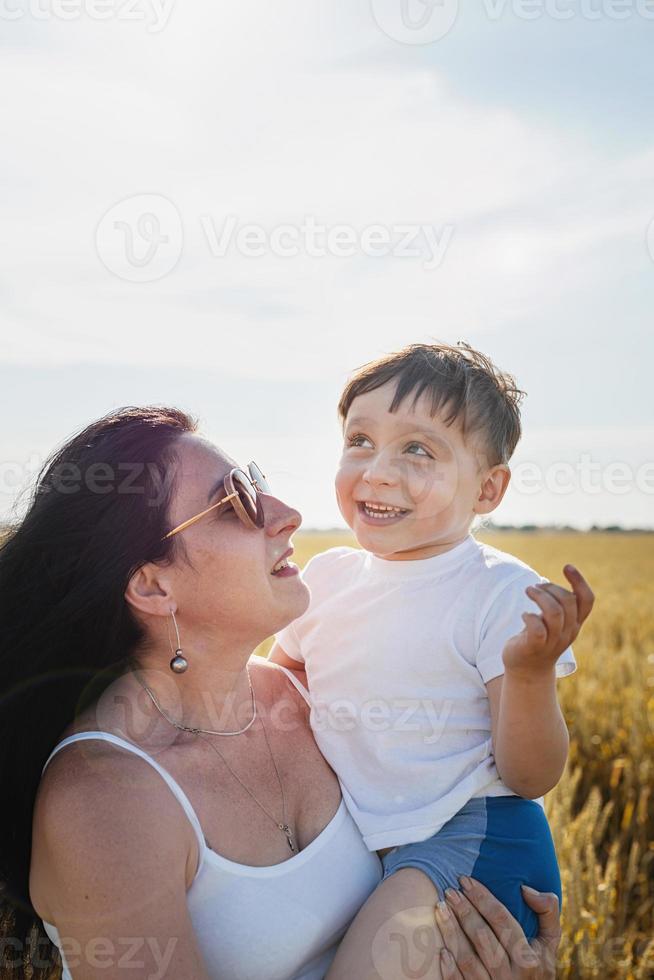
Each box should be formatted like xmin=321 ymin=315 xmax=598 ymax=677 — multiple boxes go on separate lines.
xmin=38 ymin=666 xmax=382 ymax=980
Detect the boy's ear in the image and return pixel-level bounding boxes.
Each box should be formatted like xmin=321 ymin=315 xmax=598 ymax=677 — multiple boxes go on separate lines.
xmin=474 ymin=464 xmax=511 ymax=515
xmin=124 ymin=563 xmax=176 ymax=619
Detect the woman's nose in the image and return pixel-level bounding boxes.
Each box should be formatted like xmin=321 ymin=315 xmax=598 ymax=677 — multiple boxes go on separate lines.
xmin=263 ymin=494 xmax=302 ymax=537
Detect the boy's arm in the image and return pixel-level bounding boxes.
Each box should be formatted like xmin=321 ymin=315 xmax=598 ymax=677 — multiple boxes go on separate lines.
xmin=487 ymin=670 xmax=568 ymax=799
xmin=487 ymin=565 xmax=594 ymax=799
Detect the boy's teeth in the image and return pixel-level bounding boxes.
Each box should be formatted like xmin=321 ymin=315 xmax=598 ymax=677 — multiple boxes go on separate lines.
xmin=362 ymin=502 xmax=406 ymax=518
xmin=272 ymin=558 xmax=289 ymax=573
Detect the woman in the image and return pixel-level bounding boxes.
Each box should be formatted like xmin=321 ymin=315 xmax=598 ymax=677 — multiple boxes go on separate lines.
xmin=0 ymin=406 xmax=561 ymax=978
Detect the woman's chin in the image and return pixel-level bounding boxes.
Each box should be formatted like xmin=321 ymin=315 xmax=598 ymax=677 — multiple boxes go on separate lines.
xmin=276 ymin=577 xmax=311 ymax=621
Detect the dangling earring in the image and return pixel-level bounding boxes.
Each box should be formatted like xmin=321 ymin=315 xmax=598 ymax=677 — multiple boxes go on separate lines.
xmin=168 ymin=609 xmax=188 ymax=674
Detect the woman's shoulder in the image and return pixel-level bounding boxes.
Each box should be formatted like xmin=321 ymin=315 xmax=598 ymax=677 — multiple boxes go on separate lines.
xmin=31 ymin=728 xmax=195 ymax=920
xmin=249 ymin=656 xmax=309 ymax=709
xmin=34 ymin=689 xmax=200 ymax=860
xmin=35 ymin=723 xmax=191 ymax=836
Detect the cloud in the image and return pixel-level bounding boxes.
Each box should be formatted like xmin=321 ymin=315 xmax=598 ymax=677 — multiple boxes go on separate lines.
xmin=1 ymin=31 xmax=651 ymax=377
xmin=0 ymin=0 xmax=652 ymax=525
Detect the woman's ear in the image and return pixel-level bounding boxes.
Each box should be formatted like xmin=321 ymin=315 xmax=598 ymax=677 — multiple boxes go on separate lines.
xmin=124 ymin=562 xmax=175 ymax=619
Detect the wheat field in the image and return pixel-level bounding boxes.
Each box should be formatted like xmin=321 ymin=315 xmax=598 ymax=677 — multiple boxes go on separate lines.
xmin=3 ymin=531 xmax=653 ymax=978
xmin=257 ymin=530 xmax=654 ymax=979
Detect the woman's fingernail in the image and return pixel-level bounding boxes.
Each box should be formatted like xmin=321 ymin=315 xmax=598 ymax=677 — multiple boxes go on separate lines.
xmin=521 ymin=884 xmax=539 ymax=896
xmin=459 ymin=875 xmax=473 ymax=891
xmin=445 ymin=888 xmax=461 ymax=906
xmin=440 ymin=948 xmax=455 ymax=969
xmin=435 ymin=900 xmax=450 ymax=923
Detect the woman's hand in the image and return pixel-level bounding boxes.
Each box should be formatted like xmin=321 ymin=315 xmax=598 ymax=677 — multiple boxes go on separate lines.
xmin=435 ymin=878 xmax=561 ymax=978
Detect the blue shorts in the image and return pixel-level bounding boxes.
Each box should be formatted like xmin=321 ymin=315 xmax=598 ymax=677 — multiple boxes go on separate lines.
xmin=380 ymin=796 xmax=561 ymax=940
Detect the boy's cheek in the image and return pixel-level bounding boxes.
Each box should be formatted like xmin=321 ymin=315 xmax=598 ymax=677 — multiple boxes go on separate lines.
xmin=334 ymin=465 xmax=354 ymax=501
xmin=336 ymin=494 xmax=352 ymax=526
xmin=334 ymin=474 xmax=355 ymax=525
xmin=402 ymin=473 xmax=452 ymax=522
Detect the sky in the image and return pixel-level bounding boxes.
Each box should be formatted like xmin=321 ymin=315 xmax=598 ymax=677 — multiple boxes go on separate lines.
xmin=1 ymin=0 xmax=653 ymax=529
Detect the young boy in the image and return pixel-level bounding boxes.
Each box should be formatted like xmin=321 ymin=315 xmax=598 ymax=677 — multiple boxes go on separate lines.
xmin=269 ymin=342 xmax=593 ymax=975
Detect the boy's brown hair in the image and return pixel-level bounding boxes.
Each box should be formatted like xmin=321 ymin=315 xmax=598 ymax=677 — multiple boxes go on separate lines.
xmin=338 ymin=341 xmax=526 ymax=468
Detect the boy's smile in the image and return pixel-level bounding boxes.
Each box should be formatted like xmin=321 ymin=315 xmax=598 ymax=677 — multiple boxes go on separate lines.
xmin=335 ymin=382 xmax=510 ymax=561
xmin=357 ymin=501 xmax=411 ymax=524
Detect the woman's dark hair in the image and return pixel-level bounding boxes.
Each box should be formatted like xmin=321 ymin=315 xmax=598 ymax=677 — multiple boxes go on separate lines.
xmin=0 ymin=405 xmax=197 ymax=970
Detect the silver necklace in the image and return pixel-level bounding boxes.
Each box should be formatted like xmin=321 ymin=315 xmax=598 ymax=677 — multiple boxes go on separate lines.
xmin=194 ymin=715 xmax=297 ymax=853
xmin=133 ymin=669 xmax=297 ymax=853
xmin=134 ymin=665 xmax=257 ymax=736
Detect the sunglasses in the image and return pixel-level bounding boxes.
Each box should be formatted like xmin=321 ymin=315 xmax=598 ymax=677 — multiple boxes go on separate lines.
xmin=162 ymin=461 xmax=270 ymax=540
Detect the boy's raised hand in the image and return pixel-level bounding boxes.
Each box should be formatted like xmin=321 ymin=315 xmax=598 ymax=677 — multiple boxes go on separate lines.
xmin=502 ymin=565 xmax=594 ymax=676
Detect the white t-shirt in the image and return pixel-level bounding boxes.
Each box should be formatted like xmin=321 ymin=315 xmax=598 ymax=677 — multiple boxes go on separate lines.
xmin=275 ymin=533 xmax=576 ymax=851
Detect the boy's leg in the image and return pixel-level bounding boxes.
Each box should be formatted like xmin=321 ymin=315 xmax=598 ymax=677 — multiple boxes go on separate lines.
xmin=379 ymin=797 xmax=561 ymax=942
xmin=327 ymin=797 xmax=561 ymax=978
xmin=468 ymin=797 xmax=562 ymax=940
xmin=326 ymin=868 xmax=446 ymax=980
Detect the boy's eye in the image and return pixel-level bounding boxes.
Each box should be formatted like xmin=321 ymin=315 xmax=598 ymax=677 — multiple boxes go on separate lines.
xmin=405 ymin=442 xmax=433 ymax=458
xmin=346 ymin=433 xmax=372 ymax=448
